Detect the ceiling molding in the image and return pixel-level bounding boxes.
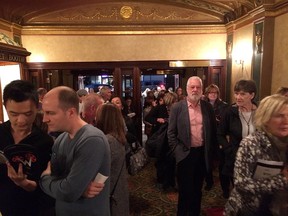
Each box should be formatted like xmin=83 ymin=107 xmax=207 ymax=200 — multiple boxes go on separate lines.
xmin=27 ymin=2 xmax=223 ymax=25
xmin=0 ymin=0 xmax=266 ymax=26
xmin=225 ymin=2 xmax=288 ymax=31
xmin=21 ymin=24 xmax=227 ymax=35
xmin=2 ymin=0 xmax=287 ymax=35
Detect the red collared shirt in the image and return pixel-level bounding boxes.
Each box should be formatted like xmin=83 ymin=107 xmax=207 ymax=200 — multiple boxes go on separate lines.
xmin=187 ymin=100 xmax=203 ymax=147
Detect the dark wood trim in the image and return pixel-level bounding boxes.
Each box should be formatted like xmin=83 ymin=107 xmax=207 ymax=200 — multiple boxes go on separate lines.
xmin=113 ymin=68 xmax=122 ymax=97
xmin=27 ymin=61 xmax=170 ymax=70
xmin=26 ymin=60 xmax=227 ymax=96
xmin=132 ymin=67 xmax=143 ymax=144
xmin=0 ymin=80 xmax=3 ymax=122
xmin=259 ymin=17 xmax=274 ymax=100
xmin=0 ymin=43 xmax=31 ymax=63
xmin=26 ymin=60 xmax=226 ymax=70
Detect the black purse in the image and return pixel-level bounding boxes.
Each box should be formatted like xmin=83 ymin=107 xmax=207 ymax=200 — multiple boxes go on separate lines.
xmin=145 ymin=122 xmax=168 ymax=158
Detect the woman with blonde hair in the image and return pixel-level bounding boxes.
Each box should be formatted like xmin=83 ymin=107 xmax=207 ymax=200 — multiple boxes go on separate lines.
xmin=95 ymin=103 xmax=129 ymax=216
xmin=225 ymin=94 xmax=288 ymax=215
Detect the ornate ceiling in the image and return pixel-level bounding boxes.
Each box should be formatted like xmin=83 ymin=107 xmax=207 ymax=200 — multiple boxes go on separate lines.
xmin=0 ymin=0 xmax=264 ymax=26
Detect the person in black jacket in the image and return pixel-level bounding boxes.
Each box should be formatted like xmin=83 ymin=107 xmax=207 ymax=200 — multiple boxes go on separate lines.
xmin=202 ymin=84 xmax=229 ymax=192
xmin=168 ymin=76 xmax=217 ymax=216
xmin=217 ymin=79 xmax=258 ymax=199
xmin=145 ymin=91 xmax=178 ymax=191
xmin=0 ymin=80 xmax=55 ymax=216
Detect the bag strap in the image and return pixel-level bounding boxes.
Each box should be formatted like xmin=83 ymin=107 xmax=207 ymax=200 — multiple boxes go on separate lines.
xmin=110 ymin=158 xmax=125 ymax=197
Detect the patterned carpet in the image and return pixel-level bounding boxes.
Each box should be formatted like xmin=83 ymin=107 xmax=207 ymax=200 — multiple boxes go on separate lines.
xmin=128 ymin=159 xmax=227 ymax=216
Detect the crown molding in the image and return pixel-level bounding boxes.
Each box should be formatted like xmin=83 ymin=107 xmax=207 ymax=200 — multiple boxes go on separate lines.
xmin=226 ymin=1 xmax=288 ymax=30
xmin=21 ymin=24 xmax=227 ymax=35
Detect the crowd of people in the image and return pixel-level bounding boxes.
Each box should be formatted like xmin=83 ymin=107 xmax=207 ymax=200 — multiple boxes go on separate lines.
xmin=0 ymin=78 xmax=287 ymax=216
xmin=143 ymin=79 xmax=288 ymax=216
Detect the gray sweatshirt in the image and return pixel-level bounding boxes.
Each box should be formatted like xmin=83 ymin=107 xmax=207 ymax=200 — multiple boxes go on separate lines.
xmin=40 ymin=124 xmax=111 ymax=216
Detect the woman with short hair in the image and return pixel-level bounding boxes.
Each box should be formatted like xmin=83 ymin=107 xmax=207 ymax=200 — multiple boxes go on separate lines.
xmin=217 ymin=79 xmax=258 ymax=198
xmin=203 ymin=84 xmax=229 ymax=192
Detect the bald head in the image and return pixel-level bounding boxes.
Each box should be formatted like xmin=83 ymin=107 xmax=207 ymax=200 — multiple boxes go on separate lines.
xmin=42 ymin=86 xmax=86 ymax=133
xmin=44 ymin=86 xmax=79 ymax=113
xmin=83 ymin=93 xmax=104 ymax=111
xmin=82 ymin=93 xmax=104 ymax=124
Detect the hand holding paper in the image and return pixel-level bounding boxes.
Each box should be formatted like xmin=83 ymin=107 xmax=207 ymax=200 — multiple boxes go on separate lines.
xmin=83 ymin=174 xmax=108 ymax=198
xmin=94 ymin=173 xmax=108 ymax=183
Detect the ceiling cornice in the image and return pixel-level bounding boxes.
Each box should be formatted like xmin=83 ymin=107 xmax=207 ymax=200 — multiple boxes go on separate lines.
xmin=20 ymin=24 xmax=227 ymax=35
xmin=0 ymin=0 xmax=265 ymax=26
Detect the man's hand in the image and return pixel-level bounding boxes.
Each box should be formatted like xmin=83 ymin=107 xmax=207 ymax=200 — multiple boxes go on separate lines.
xmin=41 ymin=161 xmax=51 ymax=177
xmin=6 ymin=162 xmax=37 ymax=191
xmin=83 ymin=181 xmax=104 ymax=198
xmin=157 ymin=118 xmax=166 ymax=123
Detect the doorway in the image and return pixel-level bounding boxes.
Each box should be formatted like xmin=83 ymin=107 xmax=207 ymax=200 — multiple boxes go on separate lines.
xmin=0 ymin=64 xmax=21 ymax=122
xmin=27 ymin=60 xmax=227 ymax=144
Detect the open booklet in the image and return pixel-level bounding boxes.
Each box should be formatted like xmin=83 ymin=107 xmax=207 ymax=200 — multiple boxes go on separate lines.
xmin=0 ymin=144 xmax=39 ymax=179
xmin=253 ymin=159 xmax=284 ymax=179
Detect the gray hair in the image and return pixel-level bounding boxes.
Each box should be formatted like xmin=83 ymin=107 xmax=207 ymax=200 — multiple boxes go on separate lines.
xmin=187 ymin=76 xmax=203 ymax=87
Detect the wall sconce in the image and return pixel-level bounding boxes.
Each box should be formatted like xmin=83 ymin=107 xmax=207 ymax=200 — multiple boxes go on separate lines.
xmin=235 ymin=59 xmax=245 ymax=73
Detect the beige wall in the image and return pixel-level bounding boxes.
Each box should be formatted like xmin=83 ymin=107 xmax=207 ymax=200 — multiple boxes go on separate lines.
xmin=229 ymin=23 xmax=254 ymax=102
xmin=21 ymin=34 xmax=227 ymax=62
xmin=272 ymin=12 xmax=288 ymax=94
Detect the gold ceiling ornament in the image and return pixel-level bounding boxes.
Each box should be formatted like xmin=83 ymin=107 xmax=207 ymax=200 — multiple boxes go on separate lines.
xmin=120 ymin=6 xmax=133 ymax=19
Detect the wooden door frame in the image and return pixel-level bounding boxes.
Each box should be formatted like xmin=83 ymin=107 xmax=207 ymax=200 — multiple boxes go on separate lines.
xmin=207 ymin=65 xmax=227 ymax=101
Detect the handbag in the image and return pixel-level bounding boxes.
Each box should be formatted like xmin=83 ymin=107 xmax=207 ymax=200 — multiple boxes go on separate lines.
xmin=126 ymin=142 xmax=149 ymax=175
xmin=145 ymin=122 xmax=168 ymax=158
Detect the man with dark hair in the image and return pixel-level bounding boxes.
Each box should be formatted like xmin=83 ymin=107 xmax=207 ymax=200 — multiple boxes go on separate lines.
xmin=0 ymin=80 xmax=55 ymax=216
xmin=40 ymin=86 xmax=111 ymax=216
xmin=37 ymin=87 xmax=47 ymax=110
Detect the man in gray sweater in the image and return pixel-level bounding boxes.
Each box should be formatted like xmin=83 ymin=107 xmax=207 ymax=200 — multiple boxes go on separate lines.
xmin=40 ymin=86 xmax=111 ymax=216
